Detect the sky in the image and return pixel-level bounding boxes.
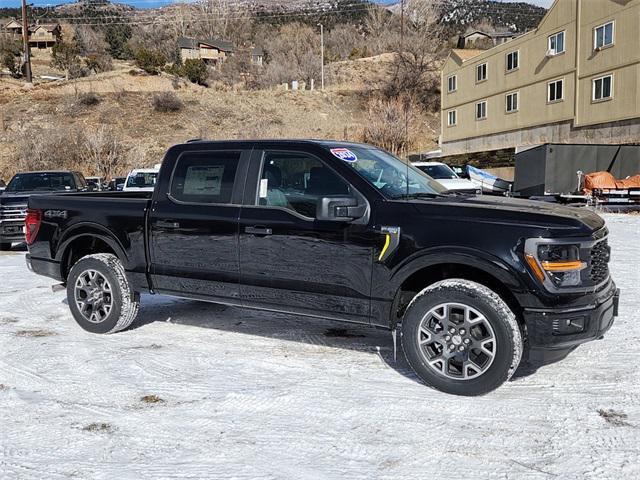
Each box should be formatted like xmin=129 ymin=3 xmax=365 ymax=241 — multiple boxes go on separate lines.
xmin=0 ymin=0 xmax=554 ymax=10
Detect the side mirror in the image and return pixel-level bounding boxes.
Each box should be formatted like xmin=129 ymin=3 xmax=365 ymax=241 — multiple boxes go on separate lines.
xmin=317 ymin=196 xmax=367 ymax=222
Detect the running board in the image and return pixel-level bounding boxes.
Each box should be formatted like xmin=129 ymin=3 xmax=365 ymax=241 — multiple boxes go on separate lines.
xmin=51 ymin=283 xmax=66 ymax=292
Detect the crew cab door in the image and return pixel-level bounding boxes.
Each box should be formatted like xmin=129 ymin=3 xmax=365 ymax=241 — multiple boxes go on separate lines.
xmin=238 ymin=149 xmax=375 ymax=323
xmin=149 ymin=148 xmax=249 ymax=302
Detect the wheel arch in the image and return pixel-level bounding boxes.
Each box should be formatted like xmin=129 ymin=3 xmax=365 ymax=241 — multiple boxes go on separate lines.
xmin=56 ymin=224 xmax=129 ymax=280
xmin=388 ymin=251 xmax=526 ymax=329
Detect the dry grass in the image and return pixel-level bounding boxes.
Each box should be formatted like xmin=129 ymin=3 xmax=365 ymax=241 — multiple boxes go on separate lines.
xmin=82 ymin=422 xmax=115 ymax=433
xmin=15 ymin=329 xmax=57 ymax=338
xmin=140 ymin=394 xmax=165 ymax=404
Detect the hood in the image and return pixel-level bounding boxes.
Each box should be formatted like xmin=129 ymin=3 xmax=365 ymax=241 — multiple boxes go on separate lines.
xmin=436 ymin=178 xmax=479 ymax=191
xmin=412 ymin=195 xmax=604 ymax=236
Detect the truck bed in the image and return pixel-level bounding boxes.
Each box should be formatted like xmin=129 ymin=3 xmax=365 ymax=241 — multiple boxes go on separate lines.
xmin=27 ymin=191 xmax=152 ymax=288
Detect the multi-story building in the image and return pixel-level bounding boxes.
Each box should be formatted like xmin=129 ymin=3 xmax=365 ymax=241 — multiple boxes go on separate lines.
xmin=440 ymin=0 xmax=640 ymax=156
xmin=178 ymin=37 xmax=264 ymax=66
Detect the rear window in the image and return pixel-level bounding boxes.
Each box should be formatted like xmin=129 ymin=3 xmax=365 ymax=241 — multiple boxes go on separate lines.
xmin=170 ymin=151 xmax=240 ymax=204
xmin=5 ymin=172 xmax=76 ymax=192
xmin=126 ymin=172 xmax=158 ymax=189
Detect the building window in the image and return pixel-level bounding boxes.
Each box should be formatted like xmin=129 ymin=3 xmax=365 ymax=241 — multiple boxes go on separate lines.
xmin=475 ymin=101 xmax=487 ymax=120
xmin=447 ymin=110 xmax=457 ymax=126
xmin=447 ymin=75 xmax=457 ymax=93
xmin=505 ymin=92 xmax=519 ymax=113
xmin=593 ymin=74 xmax=613 ymax=101
xmin=594 ymin=21 xmax=614 ymax=50
xmin=548 ymin=31 xmax=565 ymax=55
xmin=548 ymin=79 xmax=564 ymax=102
xmin=476 ymin=63 xmax=487 ymax=83
xmin=506 ymin=51 xmax=519 ymax=72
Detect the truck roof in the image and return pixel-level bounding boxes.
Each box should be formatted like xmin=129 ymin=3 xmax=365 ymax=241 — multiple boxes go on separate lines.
xmin=180 ymin=139 xmax=376 ymax=149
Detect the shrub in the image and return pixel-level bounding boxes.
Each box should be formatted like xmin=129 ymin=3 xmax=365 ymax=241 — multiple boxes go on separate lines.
xmin=1 ymin=50 xmax=21 ymax=78
xmin=76 ymin=91 xmax=101 ymax=106
xmin=84 ymin=53 xmax=113 ymax=74
xmin=181 ymin=59 xmax=208 ymax=85
xmin=363 ymin=97 xmax=414 ymax=155
xmin=152 ymin=92 xmax=183 ymax=112
xmin=134 ymin=47 xmax=166 ymax=75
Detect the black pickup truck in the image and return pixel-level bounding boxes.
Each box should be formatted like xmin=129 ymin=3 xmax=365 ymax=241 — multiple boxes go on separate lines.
xmin=0 ymin=170 xmax=88 ymax=250
xmin=25 ymin=140 xmax=619 ymax=395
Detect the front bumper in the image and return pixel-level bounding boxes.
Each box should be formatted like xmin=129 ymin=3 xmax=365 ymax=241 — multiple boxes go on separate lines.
xmin=524 ymin=282 xmax=619 ymax=350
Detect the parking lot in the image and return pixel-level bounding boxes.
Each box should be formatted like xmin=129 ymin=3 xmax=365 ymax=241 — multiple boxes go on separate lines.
xmin=1 ymin=213 xmax=639 ymax=480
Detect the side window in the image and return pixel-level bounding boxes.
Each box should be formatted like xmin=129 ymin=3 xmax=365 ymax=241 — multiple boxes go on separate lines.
xmin=258 ymin=151 xmax=350 ymax=218
xmin=170 ymin=151 xmax=240 ymax=204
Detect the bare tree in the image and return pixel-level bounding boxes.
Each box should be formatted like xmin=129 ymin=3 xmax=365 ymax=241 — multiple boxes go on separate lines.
xmin=83 ymin=126 xmax=126 ymax=180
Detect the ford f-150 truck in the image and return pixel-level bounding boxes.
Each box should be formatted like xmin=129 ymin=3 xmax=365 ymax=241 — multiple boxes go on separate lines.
xmin=25 ymin=140 xmax=619 ymax=395
xmin=0 ymin=170 xmax=88 ymax=250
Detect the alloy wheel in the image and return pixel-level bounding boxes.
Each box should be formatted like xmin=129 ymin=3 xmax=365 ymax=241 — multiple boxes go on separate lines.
xmin=416 ymin=302 xmax=496 ymax=380
xmin=74 ymin=269 xmax=113 ymax=324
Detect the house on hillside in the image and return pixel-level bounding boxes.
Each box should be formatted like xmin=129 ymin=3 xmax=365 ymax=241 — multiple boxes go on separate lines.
xmin=1 ymin=20 xmax=61 ymax=51
xmin=440 ymin=0 xmax=640 ymax=156
xmin=29 ymin=24 xmax=61 ymax=50
xmin=3 ymin=19 xmax=23 ymax=37
xmin=461 ymin=29 xmax=518 ymax=49
xmin=178 ymin=36 xmax=264 ymax=66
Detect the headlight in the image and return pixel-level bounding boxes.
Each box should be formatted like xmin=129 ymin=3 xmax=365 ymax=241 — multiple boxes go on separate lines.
xmin=525 ymin=243 xmax=587 ymax=288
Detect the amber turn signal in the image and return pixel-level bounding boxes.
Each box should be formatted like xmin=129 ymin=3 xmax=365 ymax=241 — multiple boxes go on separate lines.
xmin=525 ymin=254 xmax=546 ymax=282
xmin=540 ymin=260 xmax=587 ymax=272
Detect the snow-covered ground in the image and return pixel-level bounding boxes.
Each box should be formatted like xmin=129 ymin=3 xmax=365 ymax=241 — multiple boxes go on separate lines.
xmin=1 ymin=214 xmax=639 ymax=479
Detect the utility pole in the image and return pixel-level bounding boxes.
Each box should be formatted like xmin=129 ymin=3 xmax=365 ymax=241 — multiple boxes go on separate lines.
xmin=318 ymin=23 xmax=325 ymax=90
xmin=21 ymin=0 xmax=32 ymax=84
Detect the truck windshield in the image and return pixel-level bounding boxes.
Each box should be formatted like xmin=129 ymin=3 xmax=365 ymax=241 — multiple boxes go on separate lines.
xmin=5 ymin=172 xmax=76 ymax=192
xmin=415 ymin=164 xmax=458 ymax=180
xmin=126 ymin=172 xmax=158 ymax=188
xmin=327 ymin=146 xmax=447 ymax=199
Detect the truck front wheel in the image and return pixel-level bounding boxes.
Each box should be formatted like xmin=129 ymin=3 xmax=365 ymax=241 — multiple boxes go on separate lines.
xmin=401 ymin=279 xmax=523 ymax=396
xmin=67 ymin=253 xmax=140 ymax=334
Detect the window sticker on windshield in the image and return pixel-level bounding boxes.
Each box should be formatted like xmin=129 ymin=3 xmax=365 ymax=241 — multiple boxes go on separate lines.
xmin=330 ymin=148 xmax=358 ymax=162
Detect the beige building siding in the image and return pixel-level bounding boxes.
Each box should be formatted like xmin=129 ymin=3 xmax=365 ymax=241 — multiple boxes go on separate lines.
xmin=440 ymin=0 xmax=640 ymax=155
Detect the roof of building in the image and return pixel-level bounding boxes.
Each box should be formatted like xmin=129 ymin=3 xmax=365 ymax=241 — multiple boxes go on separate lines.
xmin=450 ymin=49 xmax=485 ymax=61
xmin=251 ymin=46 xmax=264 ymax=57
xmin=32 ymin=24 xmax=61 ymax=32
xmin=178 ymin=36 xmax=235 ymax=53
xmin=463 ymin=29 xmax=517 ymax=39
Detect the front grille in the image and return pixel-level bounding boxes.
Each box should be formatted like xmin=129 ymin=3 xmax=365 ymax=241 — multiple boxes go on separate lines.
xmin=589 ymin=237 xmax=610 ymax=284
xmin=0 ymin=205 xmax=28 ymax=223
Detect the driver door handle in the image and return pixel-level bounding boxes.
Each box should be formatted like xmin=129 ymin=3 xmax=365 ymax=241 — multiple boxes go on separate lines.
xmin=245 ymin=226 xmax=272 ymax=236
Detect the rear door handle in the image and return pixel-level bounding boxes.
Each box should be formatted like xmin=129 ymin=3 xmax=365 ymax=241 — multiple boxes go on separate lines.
xmin=156 ymin=220 xmax=180 ymax=229
xmin=245 ymin=226 xmax=272 ymax=236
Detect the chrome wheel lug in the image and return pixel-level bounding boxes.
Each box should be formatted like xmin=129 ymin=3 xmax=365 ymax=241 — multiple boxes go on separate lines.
xmin=459 ymin=328 xmax=466 ymax=335
xmin=458 ymin=345 xmax=465 ymax=352
xmin=449 ymin=344 xmax=455 ymax=351
xmin=448 ymin=327 xmax=456 ymax=334
xmin=464 ymin=338 xmax=471 ymax=345
xmin=444 ymin=335 xmax=451 ymax=341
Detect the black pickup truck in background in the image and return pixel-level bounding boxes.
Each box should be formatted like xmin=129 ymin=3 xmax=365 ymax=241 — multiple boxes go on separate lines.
xmin=25 ymin=140 xmax=619 ymax=395
xmin=0 ymin=171 xmax=88 ymax=250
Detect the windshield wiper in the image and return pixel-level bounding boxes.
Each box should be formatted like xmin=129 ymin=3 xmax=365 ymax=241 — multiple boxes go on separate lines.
xmin=391 ymin=192 xmax=444 ymax=200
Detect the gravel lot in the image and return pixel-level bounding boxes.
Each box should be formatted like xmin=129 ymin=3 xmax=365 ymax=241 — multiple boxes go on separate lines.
xmin=1 ymin=214 xmax=639 ymax=479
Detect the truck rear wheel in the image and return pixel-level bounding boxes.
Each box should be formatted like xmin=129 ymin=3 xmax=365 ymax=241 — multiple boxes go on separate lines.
xmin=66 ymin=253 xmax=140 ymax=334
xmin=401 ymin=279 xmax=522 ymax=396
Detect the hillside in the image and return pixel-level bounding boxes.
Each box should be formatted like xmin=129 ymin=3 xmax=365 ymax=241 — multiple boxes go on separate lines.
xmin=0 ymin=55 xmax=439 ymax=180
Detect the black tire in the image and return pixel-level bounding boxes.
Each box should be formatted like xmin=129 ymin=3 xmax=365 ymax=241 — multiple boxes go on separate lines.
xmin=66 ymin=253 xmax=140 ymax=334
xmin=401 ymin=279 xmax=523 ymax=396
xmin=0 ymin=242 xmax=11 ymax=251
